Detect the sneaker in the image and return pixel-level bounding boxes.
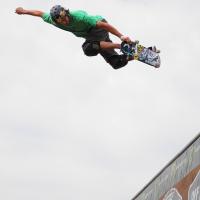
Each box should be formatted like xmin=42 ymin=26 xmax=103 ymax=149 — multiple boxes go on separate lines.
xmin=121 ymin=42 xmax=135 ymax=57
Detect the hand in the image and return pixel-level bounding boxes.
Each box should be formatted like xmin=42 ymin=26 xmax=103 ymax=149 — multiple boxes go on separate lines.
xmin=15 ymin=7 xmax=26 ymax=15
xmin=120 ymin=35 xmax=132 ymax=43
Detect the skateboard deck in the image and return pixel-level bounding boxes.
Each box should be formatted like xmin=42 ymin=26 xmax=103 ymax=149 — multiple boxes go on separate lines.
xmin=121 ymin=42 xmax=161 ymax=68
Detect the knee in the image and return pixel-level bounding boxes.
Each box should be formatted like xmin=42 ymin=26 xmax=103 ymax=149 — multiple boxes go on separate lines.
xmin=82 ymin=41 xmax=100 ymax=57
xmin=107 ymin=55 xmax=128 ymax=69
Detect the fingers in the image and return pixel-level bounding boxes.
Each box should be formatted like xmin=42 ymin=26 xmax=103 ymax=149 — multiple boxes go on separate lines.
xmin=120 ymin=35 xmax=133 ymax=43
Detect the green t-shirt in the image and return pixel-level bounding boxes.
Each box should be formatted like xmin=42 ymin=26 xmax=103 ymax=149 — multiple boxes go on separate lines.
xmin=42 ymin=10 xmax=104 ymax=38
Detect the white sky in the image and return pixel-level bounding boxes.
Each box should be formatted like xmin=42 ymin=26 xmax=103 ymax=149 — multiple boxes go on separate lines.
xmin=1 ymin=0 xmax=200 ymax=200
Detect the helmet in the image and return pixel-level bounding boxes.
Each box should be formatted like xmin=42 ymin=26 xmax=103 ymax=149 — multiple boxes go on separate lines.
xmin=50 ymin=5 xmax=69 ymax=21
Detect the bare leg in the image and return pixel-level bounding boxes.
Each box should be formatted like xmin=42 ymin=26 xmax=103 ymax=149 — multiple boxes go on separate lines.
xmin=100 ymin=41 xmax=121 ymax=50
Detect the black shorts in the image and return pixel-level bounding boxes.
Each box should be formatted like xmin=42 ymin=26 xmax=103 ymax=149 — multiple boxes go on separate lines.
xmin=82 ymin=20 xmax=128 ymax=69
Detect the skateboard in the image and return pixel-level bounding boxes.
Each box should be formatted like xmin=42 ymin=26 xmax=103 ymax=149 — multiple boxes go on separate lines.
xmin=121 ymin=41 xmax=161 ymax=68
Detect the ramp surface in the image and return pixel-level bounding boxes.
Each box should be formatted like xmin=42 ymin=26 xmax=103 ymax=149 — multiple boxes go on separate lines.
xmin=132 ymin=133 xmax=200 ymax=200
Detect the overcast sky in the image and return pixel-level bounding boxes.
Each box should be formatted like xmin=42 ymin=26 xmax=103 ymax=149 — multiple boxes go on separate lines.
xmin=1 ymin=0 xmax=200 ymax=200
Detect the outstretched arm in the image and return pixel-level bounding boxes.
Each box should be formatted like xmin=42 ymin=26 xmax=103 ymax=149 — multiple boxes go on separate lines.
xmin=96 ymin=21 xmax=132 ymax=43
xmin=15 ymin=7 xmax=44 ymax=18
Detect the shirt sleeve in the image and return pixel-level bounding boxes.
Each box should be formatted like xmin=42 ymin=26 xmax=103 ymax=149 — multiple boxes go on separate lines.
xmin=42 ymin=13 xmax=54 ymax=24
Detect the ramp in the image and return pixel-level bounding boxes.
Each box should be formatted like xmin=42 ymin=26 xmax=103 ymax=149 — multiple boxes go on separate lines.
xmin=132 ymin=133 xmax=200 ymax=200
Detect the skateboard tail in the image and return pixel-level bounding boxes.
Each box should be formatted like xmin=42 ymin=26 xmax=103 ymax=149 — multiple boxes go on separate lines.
xmin=134 ymin=44 xmax=161 ymax=68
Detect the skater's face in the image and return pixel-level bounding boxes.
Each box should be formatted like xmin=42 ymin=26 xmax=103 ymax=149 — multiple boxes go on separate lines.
xmin=56 ymin=16 xmax=70 ymax=25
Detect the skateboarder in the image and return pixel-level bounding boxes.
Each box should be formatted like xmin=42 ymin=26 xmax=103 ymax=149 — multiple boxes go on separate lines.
xmin=15 ymin=5 xmax=160 ymax=69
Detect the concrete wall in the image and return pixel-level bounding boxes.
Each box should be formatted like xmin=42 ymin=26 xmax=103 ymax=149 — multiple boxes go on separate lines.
xmin=132 ymin=133 xmax=200 ymax=200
